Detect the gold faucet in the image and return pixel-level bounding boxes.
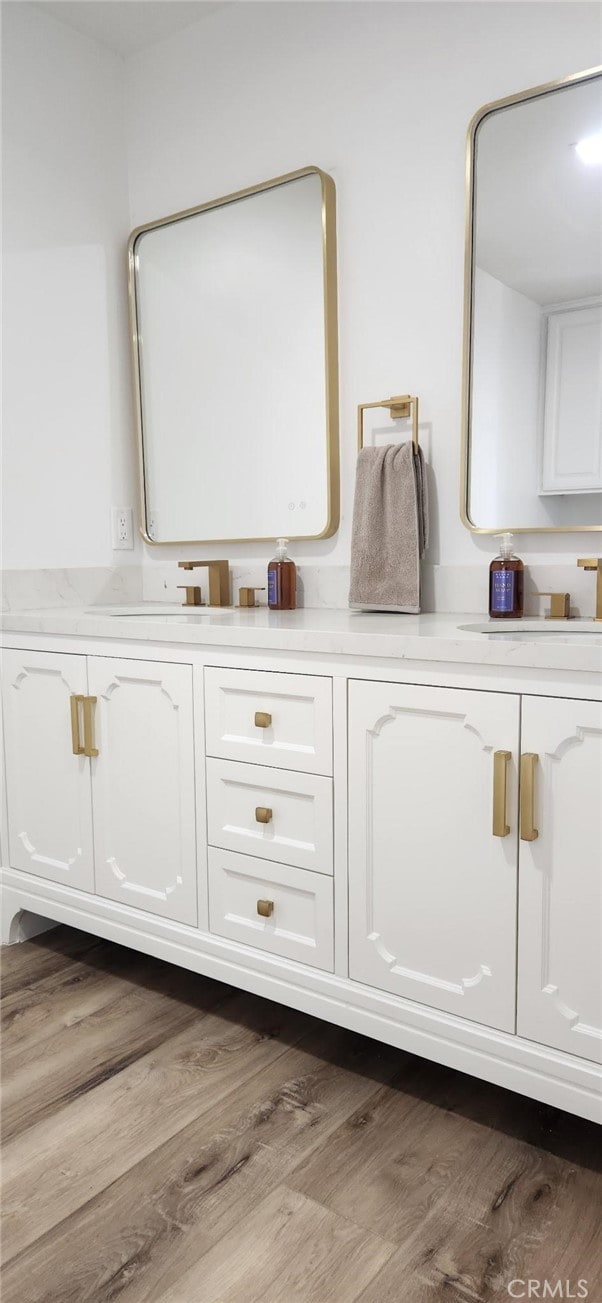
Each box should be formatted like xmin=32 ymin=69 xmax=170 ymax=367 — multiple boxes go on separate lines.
xmin=177 ymin=560 xmax=231 ymax=607
xmin=577 ymin=558 xmax=602 ymax=621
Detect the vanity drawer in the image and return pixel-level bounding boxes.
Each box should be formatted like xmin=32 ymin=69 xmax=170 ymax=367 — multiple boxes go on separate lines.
xmin=204 ymin=668 xmax=332 ymax=775
xmin=206 ymin=759 xmax=333 ymax=875
xmin=208 ymin=847 xmax=334 ymax=970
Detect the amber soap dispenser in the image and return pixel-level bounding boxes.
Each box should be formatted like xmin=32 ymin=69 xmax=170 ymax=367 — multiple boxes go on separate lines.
xmin=268 ymin=538 xmax=297 ymax=610
xmin=489 ymin=533 xmax=524 ymax=618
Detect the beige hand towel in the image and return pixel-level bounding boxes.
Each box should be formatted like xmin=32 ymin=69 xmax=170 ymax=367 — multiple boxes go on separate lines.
xmin=349 ymin=442 xmax=429 ymax=613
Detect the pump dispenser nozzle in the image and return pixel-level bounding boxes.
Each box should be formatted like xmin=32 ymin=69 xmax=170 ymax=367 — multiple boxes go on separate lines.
xmin=496 ymin=533 xmax=515 ymax=560
xmin=489 ymin=534 xmax=524 ymax=618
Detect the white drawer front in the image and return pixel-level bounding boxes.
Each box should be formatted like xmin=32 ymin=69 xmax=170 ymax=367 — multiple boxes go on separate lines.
xmin=204 ymin=668 xmax=332 ymax=775
xmin=206 ymin=759 xmax=333 ymax=875
xmin=208 ymin=848 xmax=334 ymax=970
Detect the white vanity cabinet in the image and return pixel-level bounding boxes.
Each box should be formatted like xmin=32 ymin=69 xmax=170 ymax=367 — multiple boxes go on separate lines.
xmin=348 ymin=681 xmax=520 ymax=1032
xmin=1 ymin=617 xmax=600 ymax=1122
xmin=348 ymin=681 xmax=602 ymax=1061
xmin=517 ymin=696 xmax=602 ymax=1062
xmin=1 ymin=650 xmax=196 ymax=925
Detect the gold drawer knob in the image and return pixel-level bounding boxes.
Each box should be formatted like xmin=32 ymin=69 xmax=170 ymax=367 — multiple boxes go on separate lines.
xmin=257 ymin=899 xmax=274 ymax=918
xmin=254 ymin=711 xmax=272 ymax=729
xmin=255 ymin=806 xmax=273 ymax=824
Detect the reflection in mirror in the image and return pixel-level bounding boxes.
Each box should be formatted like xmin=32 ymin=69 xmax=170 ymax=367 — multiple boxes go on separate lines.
xmin=464 ymin=70 xmax=602 ymax=532
xmin=129 ymin=169 xmax=338 ymax=544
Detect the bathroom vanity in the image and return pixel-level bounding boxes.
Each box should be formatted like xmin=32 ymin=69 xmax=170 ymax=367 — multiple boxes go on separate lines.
xmin=1 ymin=607 xmax=600 ymax=1123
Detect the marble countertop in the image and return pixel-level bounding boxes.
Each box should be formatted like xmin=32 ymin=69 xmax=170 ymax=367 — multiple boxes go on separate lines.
xmin=1 ymin=604 xmax=602 ymax=674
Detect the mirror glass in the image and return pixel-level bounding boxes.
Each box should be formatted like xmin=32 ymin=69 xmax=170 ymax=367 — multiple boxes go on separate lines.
xmin=464 ymin=71 xmax=602 ymax=531
xmin=130 ymin=169 xmax=338 ymax=543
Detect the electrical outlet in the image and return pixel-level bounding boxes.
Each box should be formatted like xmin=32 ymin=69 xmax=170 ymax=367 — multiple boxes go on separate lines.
xmin=111 ymin=507 xmax=134 ymax=550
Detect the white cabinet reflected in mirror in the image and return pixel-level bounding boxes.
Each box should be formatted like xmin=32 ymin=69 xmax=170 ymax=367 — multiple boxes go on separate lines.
xmin=462 ymin=68 xmax=602 ymax=533
xmin=129 ymin=168 xmax=339 ymax=544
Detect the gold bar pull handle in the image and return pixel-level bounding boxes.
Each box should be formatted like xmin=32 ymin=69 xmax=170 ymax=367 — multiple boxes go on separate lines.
xmin=83 ymin=696 xmax=99 ymax=758
xmin=520 ymin=753 xmax=539 ymax=842
xmin=255 ymin=806 xmax=273 ymax=824
xmin=257 ymin=899 xmax=274 ymax=918
xmin=254 ymin=711 xmax=272 ymax=729
xmin=70 ymin=695 xmax=85 ymax=756
xmin=492 ymin=750 xmax=511 ymax=837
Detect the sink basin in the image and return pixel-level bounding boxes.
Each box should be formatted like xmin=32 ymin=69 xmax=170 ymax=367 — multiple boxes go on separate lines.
xmin=460 ymin=620 xmax=602 ymax=637
xmin=90 ymin=605 xmax=233 ymax=618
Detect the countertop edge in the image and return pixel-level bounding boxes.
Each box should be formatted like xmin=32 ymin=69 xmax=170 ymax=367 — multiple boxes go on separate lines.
xmin=1 ymin=608 xmax=602 ymax=677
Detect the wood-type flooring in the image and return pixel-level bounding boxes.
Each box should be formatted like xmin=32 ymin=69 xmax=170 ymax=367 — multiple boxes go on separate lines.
xmin=1 ymin=926 xmax=600 ymax=1302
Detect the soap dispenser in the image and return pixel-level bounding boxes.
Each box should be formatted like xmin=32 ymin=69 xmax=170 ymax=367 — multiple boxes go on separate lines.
xmin=489 ymin=533 xmax=524 ymax=619
xmin=268 ymin=539 xmax=297 ymax=610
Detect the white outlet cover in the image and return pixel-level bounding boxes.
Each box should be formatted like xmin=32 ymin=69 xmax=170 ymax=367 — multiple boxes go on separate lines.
xmin=111 ymin=507 xmax=134 ymax=550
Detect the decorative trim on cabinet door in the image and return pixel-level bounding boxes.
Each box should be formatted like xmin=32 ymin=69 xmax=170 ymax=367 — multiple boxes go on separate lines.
xmin=1 ymin=650 xmax=94 ymax=891
xmin=518 ymin=697 xmax=602 ymax=1062
xmin=89 ymin=658 xmax=197 ymax=926
xmin=348 ymin=680 xmax=520 ymax=1033
xmin=364 ymin=713 xmax=492 ymax=993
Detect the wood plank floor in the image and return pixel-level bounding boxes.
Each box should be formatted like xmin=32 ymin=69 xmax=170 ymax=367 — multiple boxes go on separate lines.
xmin=1 ymin=927 xmax=600 ymax=1303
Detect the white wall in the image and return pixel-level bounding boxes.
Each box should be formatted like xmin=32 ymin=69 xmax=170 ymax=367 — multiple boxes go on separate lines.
xmin=1 ymin=2 xmax=137 ymax=570
xmin=470 ymin=268 xmax=545 ymax=528
xmin=124 ymin=0 xmax=601 ymax=572
xmin=2 ymin=2 xmax=600 ymax=580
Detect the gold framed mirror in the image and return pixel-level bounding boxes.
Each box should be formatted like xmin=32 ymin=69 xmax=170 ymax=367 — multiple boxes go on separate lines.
xmin=129 ymin=166 xmax=339 ymax=545
xmin=461 ymin=67 xmax=602 ymax=534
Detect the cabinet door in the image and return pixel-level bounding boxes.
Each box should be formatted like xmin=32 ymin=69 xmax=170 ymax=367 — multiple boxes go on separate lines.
xmin=518 ymin=696 xmax=602 ymax=1062
xmin=89 ymin=658 xmax=197 ymax=924
xmin=348 ymin=681 xmax=520 ymax=1031
xmin=541 ymin=305 xmax=602 ymax=494
xmin=1 ymin=650 xmax=94 ymax=890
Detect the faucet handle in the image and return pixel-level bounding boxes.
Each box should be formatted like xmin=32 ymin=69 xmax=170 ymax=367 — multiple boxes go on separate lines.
xmin=238 ymin=587 xmax=265 ymax=608
xmin=534 ymin=591 xmax=571 ymax=620
xmin=177 ymin=585 xmax=203 ymax=607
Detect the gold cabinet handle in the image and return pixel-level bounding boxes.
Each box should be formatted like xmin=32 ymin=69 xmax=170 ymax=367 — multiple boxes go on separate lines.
xmin=70 ymin=695 xmax=85 ymax=756
xmin=257 ymin=899 xmax=274 ymax=918
xmin=492 ymin=750 xmax=511 ymax=837
xmin=255 ymin=806 xmax=273 ymax=824
xmin=83 ymin=696 xmax=99 ymax=758
xmin=520 ymin=753 xmax=539 ymax=841
xmin=254 ymin=711 xmax=272 ymax=729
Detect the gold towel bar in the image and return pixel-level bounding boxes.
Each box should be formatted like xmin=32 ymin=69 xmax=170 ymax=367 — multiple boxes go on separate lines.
xmin=357 ymin=394 xmax=420 ymax=452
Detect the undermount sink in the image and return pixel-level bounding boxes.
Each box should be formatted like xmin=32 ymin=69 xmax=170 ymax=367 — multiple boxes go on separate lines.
xmin=460 ymin=620 xmax=602 ymax=637
xmin=93 ymin=605 xmax=234 ymax=618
